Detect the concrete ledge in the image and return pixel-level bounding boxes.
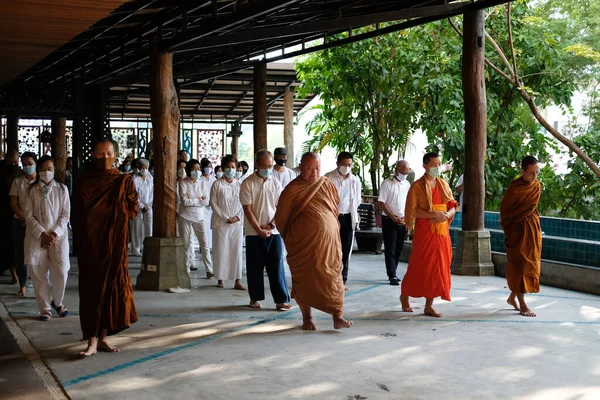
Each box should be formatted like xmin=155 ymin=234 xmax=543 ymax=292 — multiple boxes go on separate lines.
xmin=492 ymin=252 xmax=600 ymax=296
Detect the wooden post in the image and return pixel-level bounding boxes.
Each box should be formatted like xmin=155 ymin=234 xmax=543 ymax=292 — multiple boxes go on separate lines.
xmin=51 ymin=117 xmax=67 ymax=184
xmin=231 ymin=135 xmax=239 ymax=156
xmin=6 ymin=113 xmax=19 ymax=155
xmin=150 ymin=37 xmax=179 ymax=238
xmin=253 ymin=62 xmax=268 ymax=151
xmin=283 ymin=86 xmax=295 ymax=163
xmin=462 ymin=9 xmax=486 ymax=231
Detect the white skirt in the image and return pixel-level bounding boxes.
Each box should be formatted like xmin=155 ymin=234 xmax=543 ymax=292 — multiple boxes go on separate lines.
xmin=212 ymin=225 xmax=243 ymax=280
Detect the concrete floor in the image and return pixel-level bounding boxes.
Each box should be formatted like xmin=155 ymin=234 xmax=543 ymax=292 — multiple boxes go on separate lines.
xmin=1 ymin=250 xmax=600 ymax=400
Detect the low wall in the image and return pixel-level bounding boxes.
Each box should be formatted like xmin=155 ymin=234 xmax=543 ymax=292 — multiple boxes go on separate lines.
xmin=395 ymin=242 xmax=600 ymax=296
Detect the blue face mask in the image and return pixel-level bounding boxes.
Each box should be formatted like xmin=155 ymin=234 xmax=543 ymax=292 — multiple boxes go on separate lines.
xmin=23 ymin=165 xmax=36 ymax=176
xmin=223 ymin=168 xmax=236 ymax=179
xmin=190 ymin=170 xmax=200 ymax=180
xmin=124 ymin=165 xmax=131 ymax=172
xmin=259 ymin=168 xmax=272 ymax=178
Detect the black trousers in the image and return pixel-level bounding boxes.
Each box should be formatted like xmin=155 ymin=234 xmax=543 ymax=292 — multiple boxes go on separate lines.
xmin=338 ymin=214 xmax=354 ymax=284
xmin=382 ymin=216 xmax=407 ymax=280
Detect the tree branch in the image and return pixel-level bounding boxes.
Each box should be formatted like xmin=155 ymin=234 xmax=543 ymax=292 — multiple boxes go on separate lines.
xmin=506 ymin=3 xmax=520 ymax=83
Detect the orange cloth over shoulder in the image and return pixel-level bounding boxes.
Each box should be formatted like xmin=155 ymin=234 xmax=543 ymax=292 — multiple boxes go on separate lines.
xmin=500 ymin=177 xmax=542 ymax=294
xmin=73 ymin=165 xmax=139 ymax=340
xmin=275 ymin=176 xmax=344 ymax=317
xmin=401 ymin=176 xmax=457 ymax=301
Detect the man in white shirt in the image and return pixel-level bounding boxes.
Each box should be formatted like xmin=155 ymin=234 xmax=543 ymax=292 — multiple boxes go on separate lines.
xmin=325 ymin=151 xmax=362 ymax=289
xmin=455 ymin=174 xmax=464 ymax=211
xmin=272 ymin=147 xmax=298 ymax=189
xmin=240 ymin=150 xmax=291 ymax=310
xmin=178 ymin=159 xmax=214 ymax=277
xmin=378 ymin=160 xmax=411 ymax=285
xmin=131 ymin=158 xmax=153 ymax=256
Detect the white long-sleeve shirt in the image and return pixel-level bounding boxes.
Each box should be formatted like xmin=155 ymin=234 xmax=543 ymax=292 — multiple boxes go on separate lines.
xmin=209 ymin=179 xmax=244 ymax=230
xmin=325 ymin=169 xmax=362 ymax=230
xmin=23 ymin=179 xmax=70 ymax=266
xmin=178 ymin=177 xmax=210 ymax=222
xmin=133 ymin=173 xmax=154 ymax=216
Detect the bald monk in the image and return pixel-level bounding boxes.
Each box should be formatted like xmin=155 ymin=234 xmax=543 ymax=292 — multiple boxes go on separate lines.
xmin=275 ymin=152 xmax=353 ymax=330
xmin=74 ymin=139 xmax=139 ymax=356
xmin=500 ymin=156 xmax=542 ymax=317
xmin=400 ymin=152 xmax=457 ymax=317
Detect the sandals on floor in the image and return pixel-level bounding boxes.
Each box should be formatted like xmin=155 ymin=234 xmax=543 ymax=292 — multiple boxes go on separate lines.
xmin=39 ymin=311 xmax=52 ymax=321
xmin=51 ymin=301 xmax=69 ymax=317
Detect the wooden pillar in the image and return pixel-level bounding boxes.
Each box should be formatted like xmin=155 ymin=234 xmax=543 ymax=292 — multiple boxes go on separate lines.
xmin=6 ymin=113 xmax=19 ymax=154
xmin=231 ymin=135 xmax=239 ymax=157
xmin=150 ymin=38 xmax=179 ymax=238
xmin=283 ymin=86 xmax=295 ymax=163
xmin=51 ymin=117 xmax=67 ymax=184
xmin=462 ymin=9 xmax=486 ymax=231
xmin=451 ymin=9 xmax=494 ymax=276
xmin=253 ymin=62 xmax=268 ymax=151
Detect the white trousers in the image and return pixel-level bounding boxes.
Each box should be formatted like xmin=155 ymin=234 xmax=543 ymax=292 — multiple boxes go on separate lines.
xmin=179 ymin=216 xmax=213 ymax=273
xmin=29 ymin=252 xmax=70 ymax=313
xmin=131 ymin=212 xmax=152 ymax=255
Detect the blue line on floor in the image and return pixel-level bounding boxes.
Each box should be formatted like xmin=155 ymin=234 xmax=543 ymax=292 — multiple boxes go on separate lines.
xmin=451 ymin=287 xmax=600 ymax=302
xmin=61 ymin=283 xmax=382 ymax=388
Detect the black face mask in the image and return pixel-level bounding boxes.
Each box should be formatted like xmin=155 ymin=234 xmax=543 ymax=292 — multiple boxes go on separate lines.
xmin=275 ymin=159 xmax=287 ymax=166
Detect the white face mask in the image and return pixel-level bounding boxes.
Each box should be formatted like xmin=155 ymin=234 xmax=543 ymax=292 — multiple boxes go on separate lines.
xmin=428 ymin=167 xmax=440 ymax=178
xmin=190 ymin=170 xmax=200 ymax=180
xmin=140 ymin=169 xmax=148 ymax=176
xmin=395 ymin=173 xmax=407 ymax=181
xmin=216 ymin=172 xmax=224 ymax=179
xmin=338 ymin=166 xmax=351 ymax=175
xmin=178 ymin=169 xmax=186 ymax=178
xmin=204 ymin=167 xmax=213 ymax=175
xmin=40 ymin=171 xmax=54 ymax=184
xmin=235 ymin=171 xmax=242 ymax=179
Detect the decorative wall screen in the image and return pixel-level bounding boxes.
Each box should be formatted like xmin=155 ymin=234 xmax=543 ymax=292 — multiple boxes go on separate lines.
xmin=111 ymin=128 xmax=136 ymax=162
xmin=18 ymin=126 xmax=41 ymax=155
xmin=66 ymin=127 xmax=73 ymax=157
xmin=197 ymin=129 xmax=224 ymax=166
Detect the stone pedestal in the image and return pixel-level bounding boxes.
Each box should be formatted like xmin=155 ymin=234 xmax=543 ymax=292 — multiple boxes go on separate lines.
xmin=451 ymin=230 xmax=495 ymax=276
xmin=136 ymin=237 xmax=189 ymax=291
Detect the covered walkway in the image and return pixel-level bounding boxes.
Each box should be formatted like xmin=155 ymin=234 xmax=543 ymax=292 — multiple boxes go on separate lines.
xmin=1 ymin=253 xmax=599 ymax=399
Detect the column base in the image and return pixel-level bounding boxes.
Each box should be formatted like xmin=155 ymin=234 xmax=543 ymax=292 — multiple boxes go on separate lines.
xmin=451 ymin=230 xmax=495 ymax=276
xmin=136 ymin=237 xmax=189 ymax=291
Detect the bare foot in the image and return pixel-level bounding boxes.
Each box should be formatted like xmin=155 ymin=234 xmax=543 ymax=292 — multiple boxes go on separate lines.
xmin=333 ymin=316 xmax=353 ymax=329
xmin=79 ymin=339 xmax=97 ymax=357
xmin=302 ymin=319 xmax=317 ymax=330
xmin=249 ymin=300 xmax=261 ymax=309
xmin=519 ymin=308 xmax=536 ymax=317
xmin=400 ymin=295 xmax=413 ymax=312
xmin=233 ymin=281 xmax=246 ymax=291
xmin=424 ymin=307 xmax=442 ymax=318
xmin=276 ymin=303 xmax=292 ymax=311
xmin=507 ymin=295 xmax=520 ymax=311
xmin=98 ymin=341 xmax=119 ymax=353
xmin=16 ymin=287 xmax=26 ymax=297
xmin=217 ymin=280 xmax=224 ymax=288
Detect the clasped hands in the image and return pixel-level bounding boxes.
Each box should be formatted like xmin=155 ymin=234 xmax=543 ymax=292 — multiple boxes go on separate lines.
xmin=391 ymin=215 xmax=405 ymax=226
xmin=226 ymin=216 xmax=240 ymax=224
xmin=41 ymin=231 xmax=57 ymax=249
xmin=257 ymin=224 xmax=273 ymax=238
xmin=429 ymin=211 xmax=450 ymax=224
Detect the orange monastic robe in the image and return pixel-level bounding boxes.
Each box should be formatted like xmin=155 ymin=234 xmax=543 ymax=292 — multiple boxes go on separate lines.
xmin=74 ymin=165 xmax=139 ymax=340
xmin=500 ymin=177 xmax=542 ymax=293
xmin=401 ymin=176 xmax=457 ymax=301
xmin=274 ymin=176 xmax=345 ymax=317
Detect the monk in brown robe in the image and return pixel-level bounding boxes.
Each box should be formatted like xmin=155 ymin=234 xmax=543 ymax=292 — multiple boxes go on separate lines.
xmin=275 ymin=152 xmax=352 ymax=330
xmin=74 ymin=139 xmax=139 ymax=356
xmin=400 ymin=152 xmax=457 ymax=317
xmin=500 ymin=156 xmax=542 ymax=317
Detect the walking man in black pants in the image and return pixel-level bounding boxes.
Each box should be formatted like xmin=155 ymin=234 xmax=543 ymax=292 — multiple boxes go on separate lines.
xmin=325 ymin=152 xmax=362 ymax=291
xmin=378 ymin=161 xmax=411 ymax=285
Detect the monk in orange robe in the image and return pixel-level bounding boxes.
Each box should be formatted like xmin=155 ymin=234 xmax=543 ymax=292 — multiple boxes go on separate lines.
xmin=500 ymin=156 xmax=542 ymax=317
xmin=400 ymin=152 xmax=457 ymax=317
xmin=73 ymin=139 xmax=139 ymax=356
xmin=275 ymin=152 xmax=352 ymax=330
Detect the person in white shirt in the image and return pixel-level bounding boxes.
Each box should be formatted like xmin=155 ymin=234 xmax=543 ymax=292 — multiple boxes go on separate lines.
xmin=240 ymin=150 xmax=291 ymax=310
xmin=237 ymin=160 xmax=250 ymax=182
xmin=23 ymin=155 xmax=70 ymax=321
xmin=130 ymin=158 xmax=153 ymax=256
xmin=178 ymin=159 xmax=214 ymax=278
xmin=214 ymin=165 xmax=224 ymax=180
xmin=272 ymin=147 xmax=298 ymax=189
xmin=378 ymin=160 xmax=411 ymax=285
xmin=325 ymin=151 xmax=362 ymax=289
xmin=9 ymin=151 xmax=37 ymax=296
xmin=210 ymin=155 xmax=245 ymax=290
xmin=455 ymin=174 xmax=464 ymax=211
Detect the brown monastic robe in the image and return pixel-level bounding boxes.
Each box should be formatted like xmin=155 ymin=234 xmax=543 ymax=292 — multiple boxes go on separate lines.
xmin=74 ymin=165 xmax=139 ymax=339
xmin=500 ymin=177 xmax=542 ymax=294
xmin=275 ymin=176 xmax=345 ymax=317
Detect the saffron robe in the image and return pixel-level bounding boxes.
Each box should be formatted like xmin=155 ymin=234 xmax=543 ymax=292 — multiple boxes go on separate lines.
xmin=74 ymin=166 xmax=139 ymax=339
xmin=275 ymin=177 xmax=345 ymax=317
xmin=500 ymin=177 xmax=542 ymax=293
xmin=401 ymin=176 xmax=457 ymax=301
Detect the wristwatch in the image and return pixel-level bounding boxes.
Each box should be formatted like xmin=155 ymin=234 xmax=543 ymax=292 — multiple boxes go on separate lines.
xmin=268 ymin=222 xmax=275 ymax=230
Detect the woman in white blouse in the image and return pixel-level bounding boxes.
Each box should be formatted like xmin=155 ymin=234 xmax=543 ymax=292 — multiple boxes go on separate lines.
xmin=210 ymin=155 xmax=245 ymax=290
xmin=24 ymin=155 xmax=70 ymax=321
xmin=130 ymin=158 xmax=153 ymax=256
